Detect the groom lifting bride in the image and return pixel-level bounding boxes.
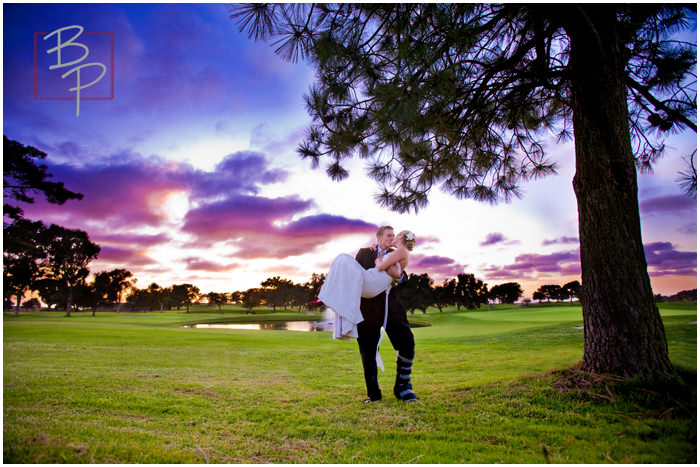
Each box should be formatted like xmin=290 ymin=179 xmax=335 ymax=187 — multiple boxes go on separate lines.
xmin=318 ymin=225 xmax=418 ymax=403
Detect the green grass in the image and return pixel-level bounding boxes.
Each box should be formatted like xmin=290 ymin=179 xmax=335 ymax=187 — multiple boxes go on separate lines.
xmin=4 ymin=302 xmax=697 ymax=463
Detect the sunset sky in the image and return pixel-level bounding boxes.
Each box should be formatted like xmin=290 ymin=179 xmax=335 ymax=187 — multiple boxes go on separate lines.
xmin=4 ymin=3 xmax=697 ymax=298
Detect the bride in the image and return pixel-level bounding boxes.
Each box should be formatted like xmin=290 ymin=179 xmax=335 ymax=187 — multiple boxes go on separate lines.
xmin=318 ymin=230 xmax=415 ymax=340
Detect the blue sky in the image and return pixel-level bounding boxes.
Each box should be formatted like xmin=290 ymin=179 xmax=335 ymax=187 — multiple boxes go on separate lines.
xmin=4 ymin=3 xmax=697 ymax=297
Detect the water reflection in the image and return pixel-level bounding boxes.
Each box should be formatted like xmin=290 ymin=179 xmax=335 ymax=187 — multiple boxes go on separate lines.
xmin=183 ymin=318 xmax=428 ymax=332
xmin=182 ymin=321 xmax=333 ymax=332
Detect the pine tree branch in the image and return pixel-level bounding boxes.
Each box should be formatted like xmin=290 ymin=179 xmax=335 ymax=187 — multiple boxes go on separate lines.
xmin=626 ymin=76 xmax=697 ymax=132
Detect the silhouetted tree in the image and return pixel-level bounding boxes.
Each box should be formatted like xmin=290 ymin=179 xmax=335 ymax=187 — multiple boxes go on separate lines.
xmin=305 ymin=273 xmax=326 ymax=309
xmin=207 ymin=292 xmax=228 ymax=314
xmin=126 ymin=287 xmax=150 ymax=311
xmin=93 ymin=269 xmax=135 ymax=312
xmin=230 ymin=290 xmax=243 ymax=305
xmin=456 ymin=273 xmax=489 ymax=309
xmin=3 ymin=136 xmax=83 ymax=223
xmin=562 ymin=280 xmax=582 ymax=303
xmin=261 ymin=276 xmax=294 ymax=312
xmin=21 ymin=297 xmax=41 ymax=311
xmin=40 ymin=225 xmax=100 ymax=317
xmin=148 ymin=283 xmax=171 ymax=312
xmin=242 ymin=288 xmax=262 ymax=314
xmin=431 ymin=280 xmax=453 ymax=312
xmin=73 ymin=282 xmax=99 ymax=315
xmin=232 ymin=3 xmax=696 ymax=378
xmin=669 ymin=289 xmax=697 ymax=302
xmin=489 ymin=282 xmax=524 ymax=304
xmin=35 ymin=278 xmax=65 ymax=310
xmin=396 ymin=273 xmax=434 ymax=314
xmin=290 ymin=283 xmax=313 ymax=312
xmin=178 ymin=284 xmax=200 ymax=313
xmin=533 ymin=291 xmax=546 ymax=303
xmin=3 ymin=137 xmax=91 ymax=315
xmin=171 ymin=284 xmax=200 ymax=312
xmin=535 ymin=284 xmax=564 ymax=302
xmin=442 ymin=278 xmax=459 ymax=309
xmin=3 ymin=218 xmax=46 ymax=315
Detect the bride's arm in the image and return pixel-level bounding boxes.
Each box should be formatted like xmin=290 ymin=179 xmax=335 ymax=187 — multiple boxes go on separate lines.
xmin=375 ymin=248 xmax=407 ymax=272
xmin=385 ymin=263 xmax=402 ymax=279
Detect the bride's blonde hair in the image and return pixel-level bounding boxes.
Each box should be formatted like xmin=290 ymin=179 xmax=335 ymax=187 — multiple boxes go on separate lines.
xmin=396 ymin=230 xmax=416 ymax=251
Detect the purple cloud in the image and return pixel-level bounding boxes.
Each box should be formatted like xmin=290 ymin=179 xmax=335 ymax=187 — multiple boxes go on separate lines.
xmin=181 ymin=194 xmax=313 ymax=242
xmin=483 ymin=242 xmax=695 ymax=282
xmin=93 ymin=233 xmax=171 ymax=247
xmin=18 ymin=158 xmax=191 ymax=230
xmin=644 ymin=242 xmax=697 ymax=276
xmin=542 ymin=236 xmax=579 ymax=246
xmin=417 ymin=235 xmax=441 ymax=246
xmin=183 ymin=199 xmax=378 ymax=259
xmin=189 ymin=151 xmax=290 ymax=200
xmin=230 ymin=214 xmax=376 ymax=260
xmin=16 ymin=149 xmax=296 ymax=235
xmin=415 ymin=255 xmax=456 ymax=267
xmin=409 ymin=254 xmax=468 ymax=279
xmin=640 ymin=194 xmax=696 ymax=216
xmin=480 ymin=232 xmax=506 ymax=246
xmin=481 ymin=266 xmax=523 ymax=281
xmin=96 ymin=246 xmax=158 ymax=267
xmin=677 ymin=223 xmax=697 ymax=235
xmin=479 ymin=232 xmax=520 ymax=247
xmin=484 ymin=249 xmax=581 ymax=280
xmin=282 ymin=214 xmax=376 ymax=237
xmin=183 ymin=257 xmax=240 ymax=272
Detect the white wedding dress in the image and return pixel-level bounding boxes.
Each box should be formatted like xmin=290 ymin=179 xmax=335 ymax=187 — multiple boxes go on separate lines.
xmin=318 ymin=253 xmax=396 ymax=341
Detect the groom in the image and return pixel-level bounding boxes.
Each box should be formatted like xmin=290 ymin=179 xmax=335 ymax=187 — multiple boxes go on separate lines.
xmin=355 ymin=225 xmax=417 ymax=403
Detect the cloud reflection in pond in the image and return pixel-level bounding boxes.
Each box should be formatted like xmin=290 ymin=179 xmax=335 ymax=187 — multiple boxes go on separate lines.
xmin=182 ymin=321 xmax=332 ymax=332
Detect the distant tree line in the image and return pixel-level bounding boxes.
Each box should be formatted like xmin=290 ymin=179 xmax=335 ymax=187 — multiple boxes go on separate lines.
xmin=121 ymin=273 xmax=327 ymax=314
xmin=395 ymin=275 xmax=578 ymax=314
xmin=531 ymin=282 xmax=582 ymax=303
xmin=655 ymin=289 xmax=697 ymax=303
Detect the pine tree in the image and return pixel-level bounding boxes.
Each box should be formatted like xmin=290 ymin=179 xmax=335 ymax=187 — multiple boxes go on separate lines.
xmin=231 ymin=4 xmax=696 ymax=378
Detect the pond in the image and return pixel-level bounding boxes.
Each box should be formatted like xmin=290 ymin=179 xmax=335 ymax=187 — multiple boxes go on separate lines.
xmin=181 ymin=321 xmax=333 ymax=332
xmin=182 ymin=320 xmax=430 ymax=332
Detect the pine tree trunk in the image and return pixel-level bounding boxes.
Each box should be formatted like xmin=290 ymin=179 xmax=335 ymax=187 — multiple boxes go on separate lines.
xmin=564 ymin=6 xmax=673 ymax=378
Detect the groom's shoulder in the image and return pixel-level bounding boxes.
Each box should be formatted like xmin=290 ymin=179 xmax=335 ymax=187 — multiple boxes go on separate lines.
xmin=356 ymin=246 xmax=373 ymax=258
xmin=355 ymin=246 xmax=374 ymax=261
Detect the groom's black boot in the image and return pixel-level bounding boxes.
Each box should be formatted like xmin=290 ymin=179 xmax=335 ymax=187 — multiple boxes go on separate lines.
xmin=393 ymin=353 xmax=417 ymax=401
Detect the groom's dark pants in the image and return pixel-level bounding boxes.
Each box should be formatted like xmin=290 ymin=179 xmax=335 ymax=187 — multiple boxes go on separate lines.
xmin=357 ymin=290 xmax=415 ymax=400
